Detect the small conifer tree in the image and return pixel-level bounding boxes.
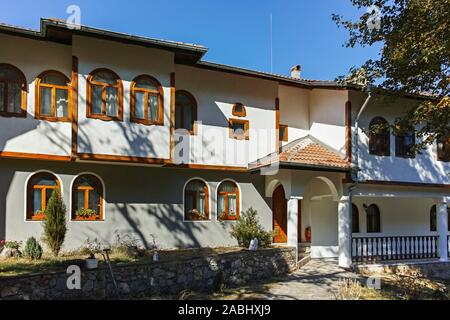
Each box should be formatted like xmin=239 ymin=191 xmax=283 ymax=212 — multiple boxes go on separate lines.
xmin=42 ymin=189 xmax=67 ymax=256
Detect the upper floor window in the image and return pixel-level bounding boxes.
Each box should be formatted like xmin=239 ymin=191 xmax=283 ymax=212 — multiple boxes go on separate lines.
xmin=366 ymin=204 xmax=381 ymax=233
xmin=87 ymin=68 xmax=123 ymax=121
xmin=437 ymin=134 xmax=450 ymax=162
xmin=184 ymin=179 xmax=209 ymax=221
xmin=279 ymin=124 xmax=288 ymax=142
xmin=395 ymin=121 xmax=415 ymax=158
xmin=232 ymin=103 xmax=246 ymax=117
xmin=0 ymin=63 xmax=27 ymax=117
xmin=35 ymin=71 xmax=71 ymax=121
xmin=26 ymin=172 xmax=60 ymax=221
xmin=369 ymin=117 xmax=390 ymax=156
xmin=131 ymin=75 xmax=164 ymax=125
xmin=217 ymin=180 xmax=240 ymax=220
xmin=352 ymin=204 xmax=360 ymax=233
xmin=72 ymin=174 xmax=104 ymax=221
xmin=229 ymin=118 xmax=249 ymax=140
xmin=175 ymin=90 xmax=197 ymax=134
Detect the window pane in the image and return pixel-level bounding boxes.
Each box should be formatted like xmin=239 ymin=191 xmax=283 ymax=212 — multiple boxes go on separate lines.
xmin=33 ymin=189 xmax=42 ymax=213
xmin=232 ymin=123 xmax=245 ymax=137
xmin=45 ymin=188 xmax=53 ymax=208
xmin=77 ymin=190 xmax=85 ymax=211
xmin=175 ymin=105 xmax=182 ymax=129
xmin=7 ymin=83 xmax=22 ymax=113
xmin=219 ymin=182 xmax=237 ymax=193
xmin=134 ymin=91 xmax=145 ymax=119
xmin=198 ymin=191 xmax=206 ymax=216
xmin=0 ymin=65 xmax=22 ymax=82
xmin=0 ymin=82 xmax=4 ymax=111
xmin=135 ymin=78 xmax=158 ymax=91
xmin=184 ymin=105 xmax=193 ymax=131
xmin=91 ymin=85 xmax=103 ymax=114
xmin=185 ymin=192 xmax=194 ymax=214
xmin=92 ymin=70 xmax=117 ymax=85
xmin=218 ymin=194 xmax=225 ymax=215
xmin=88 ymin=190 xmax=100 ymax=214
xmin=55 ymin=88 xmax=68 ymax=118
xmin=33 ymin=177 xmax=57 ymax=186
xmin=148 ymin=94 xmax=159 ymax=121
xmin=41 ymin=74 xmax=67 ymax=86
xmin=228 ymin=195 xmax=237 ymax=216
xmin=40 ymin=87 xmax=52 ymax=115
xmin=106 ymin=87 xmax=118 ymax=117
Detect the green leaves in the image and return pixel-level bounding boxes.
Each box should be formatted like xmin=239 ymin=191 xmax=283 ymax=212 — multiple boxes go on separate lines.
xmin=42 ymin=189 xmax=67 ymax=256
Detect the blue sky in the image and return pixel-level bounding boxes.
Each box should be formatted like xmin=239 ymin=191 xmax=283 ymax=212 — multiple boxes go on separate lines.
xmin=1 ymin=0 xmax=381 ymax=81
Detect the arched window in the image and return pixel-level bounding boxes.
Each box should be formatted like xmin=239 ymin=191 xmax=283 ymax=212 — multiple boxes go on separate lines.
xmin=369 ymin=117 xmax=390 ymax=156
xmin=72 ymin=174 xmax=103 ymax=221
xmin=130 ymin=75 xmax=164 ymax=125
xmin=0 ymin=63 xmax=27 ymax=117
xmin=35 ymin=70 xmax=70 ymax=121
xmin=430 ymin=205 xmax=437 ymax=232
xmin=366 ymin=204 xmax=381 ymax=233
xmin=352 ymin=204 xmax=360 ymax=233
xmin=184 ymin=179 xmax=209 ymax=221
xmin=175 ymin=90 xmax=197 ymax=134
xmin=217 ymin=181 xmax=240 ymax=220
xmin=437 ymin=133 xmax=450 ymax=162
xmin=395 ymin=120 xmax=415 ymax=158
xmin=26 ymin=172 xmax=60 ymax=220
xmin=232 ymin=103 xmax=246 ymax=117
xmin=87 ymin=68 xmax=123 ymax=121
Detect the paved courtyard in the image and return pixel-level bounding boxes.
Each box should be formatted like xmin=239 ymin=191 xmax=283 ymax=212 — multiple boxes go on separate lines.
xmin=259 ymin=259 xmax=362 ymax=300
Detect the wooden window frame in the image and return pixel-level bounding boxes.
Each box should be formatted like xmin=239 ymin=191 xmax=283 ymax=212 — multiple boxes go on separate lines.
xmin=366 ymin=204 xmax=381 ymax=233
xmin=395 ymin=131 xmax=416 ymax=158
xmin=184 ymin=179 xmax=210 ymax=221
xmin=86 ymin=68 xmax=123 ymax=122
xmin=437 ymin=135 xmax=450 ymax=162
xmin=130 ymin=74 xmax=164 ymax=126
xmin=369 ymin=117 xmax=390 ymax=156
xmin=26 ymin=172 xmax=60 ymax=221
xmin=279 ymin=124 xmax=288 ymax=142
xmin=175 ymin=90 xmax=198 ymax=135
xmin=0 ymin=63 xmax=27 ymax=118
xmin=35 ymin=70 xmax=71 ymax=122
xmin=229 ymin=118 xmax=250 ymax=140
xmin=352 ymin=203 xmax=360 ymax=233
xmin=232 ymin=102 xmax=246 ymax=117
xmin=217 ymin=182 xmax=240 ymax=221
xmin=71 ymin=174 xmax=104 ymax=221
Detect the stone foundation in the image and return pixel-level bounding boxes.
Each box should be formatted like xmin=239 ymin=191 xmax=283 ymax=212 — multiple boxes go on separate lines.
xmin=0 ymin=247 xmax=296 ymax=300
xmin=355 ymin=260 xmax=450 ymax=279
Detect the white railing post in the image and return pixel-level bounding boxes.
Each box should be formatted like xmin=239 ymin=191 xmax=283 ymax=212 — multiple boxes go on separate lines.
xmin=338 ymin=195 xmax=352 ymax=268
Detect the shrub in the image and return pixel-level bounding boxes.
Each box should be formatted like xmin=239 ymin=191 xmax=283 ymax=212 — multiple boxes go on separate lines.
xmin=23 ymin=237 xmax=43 ymax=260
xmin=230 ymin=208 xmax=274 ymax=248
xmin=334 ymin=278 xmax=363 ymax=300
xmin=3 ymin=240 xmax=22 ymax=250
xmin=42 ymin=189 xmax=67 ymax=256
xmin=75 ymin=208 xmax=97 ymax=218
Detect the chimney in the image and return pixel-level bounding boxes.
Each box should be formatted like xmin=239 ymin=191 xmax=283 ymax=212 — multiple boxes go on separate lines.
xmin=290 ymin=65 xmax=301 ymax=79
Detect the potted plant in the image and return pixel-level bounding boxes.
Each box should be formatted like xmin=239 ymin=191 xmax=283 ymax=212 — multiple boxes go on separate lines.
xmin=75 ymin=208 xmax=98 ymax=221
xmin=32 ymin=210 xmax=46 ymax=221
xmin=85 ymin=238 xmax=101 ymax=269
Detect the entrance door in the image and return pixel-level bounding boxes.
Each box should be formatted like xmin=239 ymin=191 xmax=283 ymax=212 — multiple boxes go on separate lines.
xmin=272 ymin=185 xmax=288 ymax=243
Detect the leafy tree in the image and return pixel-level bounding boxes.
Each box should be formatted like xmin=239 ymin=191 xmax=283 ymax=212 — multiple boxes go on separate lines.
xmin=333 ymin=0 xmax=450 ymax=152
xmin=42 ymin=189 xmax=67 ymax=256
xmin=230 ymin=208 xmax=274 ymax=248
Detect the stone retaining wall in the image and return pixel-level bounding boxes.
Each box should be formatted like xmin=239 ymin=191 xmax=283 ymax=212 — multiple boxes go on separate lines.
xmin=355 ymin=261 xmax=450 ymax=279
xmin=0 ymin=248 xmax=296 ymax=300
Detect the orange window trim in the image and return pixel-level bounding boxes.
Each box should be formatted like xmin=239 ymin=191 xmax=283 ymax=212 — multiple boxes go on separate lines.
xmin=184 ymin=183 xmax=210 ymax=221
xmin=35 ymin=70 xmax=71 ymax=122
xmin=229 ymin=118 xmax=250 ymax=140
xmin=175 ymin=90 xmax=198 ymax=135
xmin=0 ymin=63 xmax=27 ymax=118
xmin=72 ymin=176 xmax=103 ymax=221
xmin=279 ymin=124 xmax=288 ymax=142
xmin=27 ymin=173 xmax=60 ymax=221
xmin=130 ymin=75 xmax=164 ymax=126
xmin=86 ymin=68 xmax=123 ymax=122
xmin=218 ymin=187 xmax=240 ymax=221
xmin=232 ymin=102 xmax=247 ymax=117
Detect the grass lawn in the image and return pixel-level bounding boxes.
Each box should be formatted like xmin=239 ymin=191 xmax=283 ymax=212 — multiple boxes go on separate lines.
xmin=0 ymin=247 xmax=246 ymax=278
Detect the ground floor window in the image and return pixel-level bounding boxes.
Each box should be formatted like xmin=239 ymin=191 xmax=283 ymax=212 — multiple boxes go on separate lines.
xmin=217 ymin=181 xmax=240 ymax=220
xmin=184 ymin=179 xmax=209 ymax=221
xmin=366 ymin=204 xmax=381 ymax=233
xmin=72 ymin=174 xmax=103 ymax=221
xmin=26 ymin=172 xmax=59 ymax=221
xmin=352 ymin=204 xmax=360 ymax=233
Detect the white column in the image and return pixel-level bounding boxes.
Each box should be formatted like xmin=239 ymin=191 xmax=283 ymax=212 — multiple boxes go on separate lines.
xmin=338 ymin=196 xmax=352 ymax=268
xmin=437 ymin=201 xmax=448 ymax=262
xmin=287 ymin=197 xmax=300 ymax=247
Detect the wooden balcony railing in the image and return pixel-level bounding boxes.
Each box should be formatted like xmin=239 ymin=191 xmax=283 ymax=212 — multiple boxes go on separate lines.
xmin=352 ymin=236 xmax=439 ymax=263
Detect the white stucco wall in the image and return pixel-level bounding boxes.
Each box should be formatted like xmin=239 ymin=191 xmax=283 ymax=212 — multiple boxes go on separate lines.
xmin=175 ymin=65 xmax=278 ymax=167
xmin=0 ymin=34 xmax=72 ymax=156
xmin=351 ymin=91 xmax=450 ymax=184
xmin=73 ymin=36 xmax=173 ymax=159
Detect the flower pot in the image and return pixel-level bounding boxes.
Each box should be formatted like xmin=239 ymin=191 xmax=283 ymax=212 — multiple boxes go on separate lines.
xmin=85 ymin=258 xmax=99 ymax=269
xmin=75 ymin=216 xmax=98 ymax=221
xmin=31 ymin=214 xmax=45 ymax=221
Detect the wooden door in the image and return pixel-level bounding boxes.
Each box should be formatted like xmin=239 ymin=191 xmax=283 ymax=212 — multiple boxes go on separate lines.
xmin=272 ymin=185 xmax=288 ymax=243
